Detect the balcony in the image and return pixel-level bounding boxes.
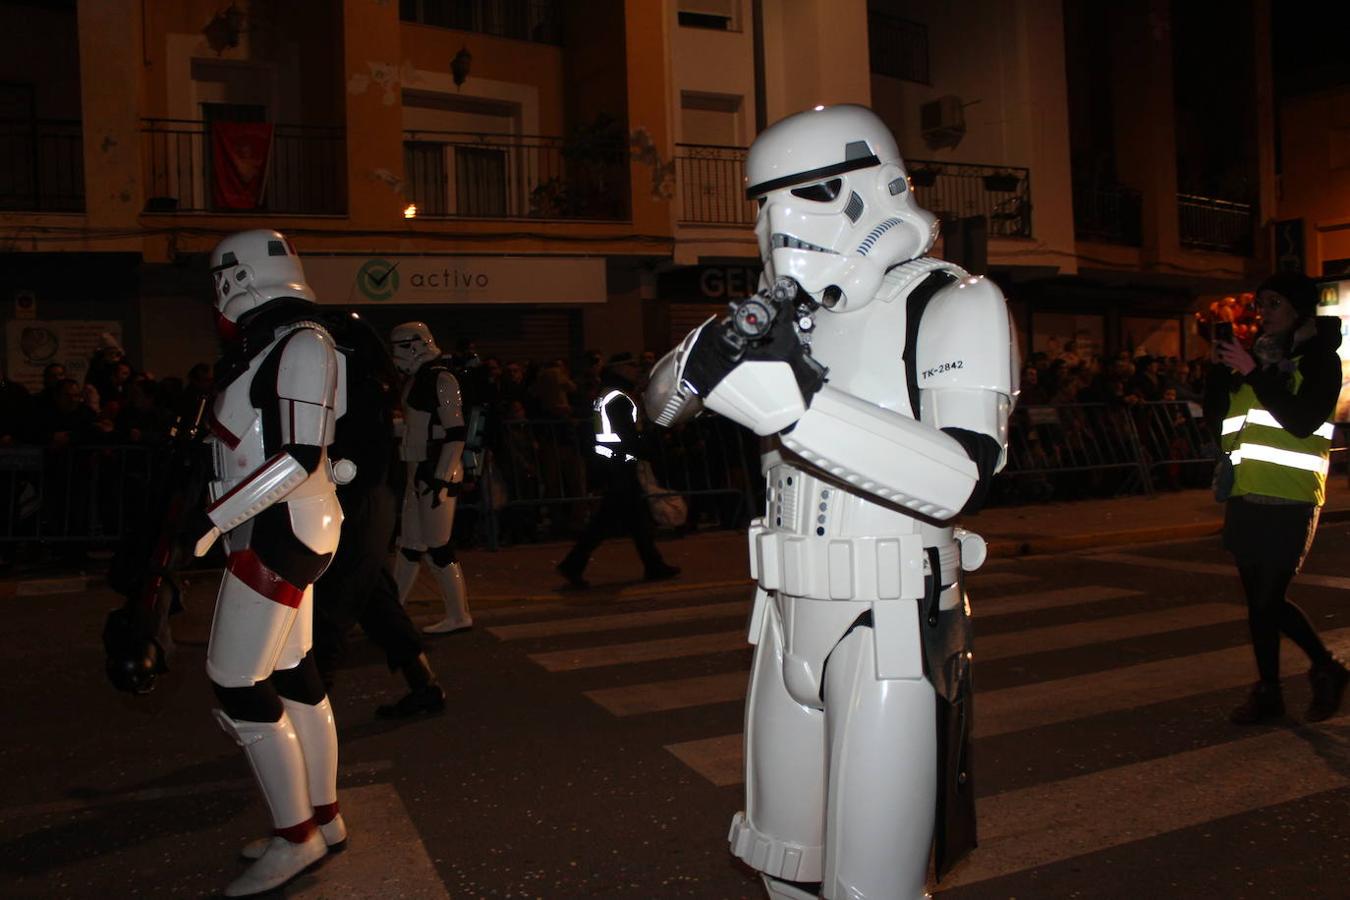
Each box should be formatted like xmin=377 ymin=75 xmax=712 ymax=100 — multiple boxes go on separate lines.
xmin=675 ymin=143 xmax=756 ymax=226
xmin=0 ymin=117 xmax=84 ymax=212
xmin=140 ymin=119 xmax=346 ymax=215
xmin=1073 ymin=183 xmax=1143 ymax=246
xmin=399 ymin=0 xmax=563 ymax=44
xmin=907 ymin=160 xmax=1032 ymax=238
xmin=1178 ymin=193 xmax=1253 ymax=256
xmin=402 ymin=131 xmax=629 ymax=221
xmin=671 ymin=148 xmax=1033 ymax=238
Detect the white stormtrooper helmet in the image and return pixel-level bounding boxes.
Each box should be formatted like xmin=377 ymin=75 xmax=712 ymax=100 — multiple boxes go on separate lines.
xmin=390 ymin=321 xmax=441 ymax=375
xmin=745 ymin=104 xmax=938 ymax=312
xmin=209 ymin=229 xmax=316 ymax=335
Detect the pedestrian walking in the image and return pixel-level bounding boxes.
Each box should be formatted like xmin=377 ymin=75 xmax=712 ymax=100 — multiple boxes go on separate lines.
xmin=1205 ymin=271 xmax=1349 ymax=724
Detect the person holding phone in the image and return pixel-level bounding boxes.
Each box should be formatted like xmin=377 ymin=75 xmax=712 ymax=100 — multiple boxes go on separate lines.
xmin=1203 ymin=272 xmax=1348 ymax=724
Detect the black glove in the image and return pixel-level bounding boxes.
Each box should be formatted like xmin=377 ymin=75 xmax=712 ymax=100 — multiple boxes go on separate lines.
xmin=682 ymin=283 xmax=828 ymax=401
xmin=103 ymin=605 xmax=167 ymax=695
xmin=420 ymin=477 xmax=451 ymax=508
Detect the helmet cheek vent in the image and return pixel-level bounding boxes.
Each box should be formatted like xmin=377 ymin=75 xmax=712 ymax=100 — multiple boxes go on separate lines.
xmin=844 ymin=191 xmax=864 ymax=223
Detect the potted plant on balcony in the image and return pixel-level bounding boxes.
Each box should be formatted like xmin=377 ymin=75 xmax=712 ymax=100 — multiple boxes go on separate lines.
xmin=982 ymin=170 xmax=1020 ymax=193
xmin=908 ymin=165 xmax=940 ymax=188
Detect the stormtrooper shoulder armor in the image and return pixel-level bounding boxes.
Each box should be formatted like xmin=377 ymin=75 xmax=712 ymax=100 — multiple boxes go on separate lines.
xmin=915 ymin=275 xmax=1015 ymax=397
xmin=277 ymin=326 xmax=340 ymax=406
xmin=434 ymin=370 xmax=465 ymax=428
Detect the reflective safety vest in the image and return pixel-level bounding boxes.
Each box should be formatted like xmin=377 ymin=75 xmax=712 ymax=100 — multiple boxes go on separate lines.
xmin=1221 ymin=365 xmax=1333 ymax=506
xmin=593 ymin=388 xmax=638 ymax=462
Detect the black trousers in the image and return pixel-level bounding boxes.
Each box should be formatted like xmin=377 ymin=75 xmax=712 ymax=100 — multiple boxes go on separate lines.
xmin=559 ymin=463 xmax=665 ymax=575
xmin=1224 ymin=496 xmax=1331 ymax=683
xmin=312 ymin=484 xmax=423 ymax=686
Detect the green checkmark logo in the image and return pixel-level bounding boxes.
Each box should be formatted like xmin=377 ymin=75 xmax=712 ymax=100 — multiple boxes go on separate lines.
xmin=357 ymin=258 xmax=400 ymax=301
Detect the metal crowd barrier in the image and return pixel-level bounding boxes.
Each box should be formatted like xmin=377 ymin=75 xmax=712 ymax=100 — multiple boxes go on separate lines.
xmin=0 ymin=444 xmax=157 ymax=544
xmin=0 ymin=402 xmax=1270 ymax=550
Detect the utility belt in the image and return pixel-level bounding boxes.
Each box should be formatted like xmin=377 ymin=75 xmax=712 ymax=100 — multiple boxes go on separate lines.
xmin=748 ymin=517 xmax=968 ymax=602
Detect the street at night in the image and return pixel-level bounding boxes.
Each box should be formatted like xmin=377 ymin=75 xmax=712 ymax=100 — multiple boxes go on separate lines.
xmin=3 ymin=503 xmax=1347 ymax=898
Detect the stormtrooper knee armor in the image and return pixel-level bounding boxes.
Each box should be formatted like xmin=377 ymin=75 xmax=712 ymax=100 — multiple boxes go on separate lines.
xmin=646 ymin=105 xmax=1019 ymax=899
xmin=193 ymin=229 xmax=350 ymax=896
xmin=390 ymin=322 xmax=473 ymax=635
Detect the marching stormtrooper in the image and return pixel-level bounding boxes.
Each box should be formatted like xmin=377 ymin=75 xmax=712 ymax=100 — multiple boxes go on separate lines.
xmin=646 ymin=105 xmax=1018 ymax=899
xmin=389 ymin=322 xmax=474 ymax=634
xmin=193 ymin=229 xmax=349 ymax=896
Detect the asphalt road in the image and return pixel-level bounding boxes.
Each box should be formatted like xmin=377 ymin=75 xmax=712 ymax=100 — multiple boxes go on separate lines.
xmin=2 ymin=525 xmax=1349 ymax=899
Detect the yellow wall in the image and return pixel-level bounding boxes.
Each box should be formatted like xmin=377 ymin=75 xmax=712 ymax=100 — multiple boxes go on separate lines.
xmin=1279 ymin=89 xmax=1350 ymax=274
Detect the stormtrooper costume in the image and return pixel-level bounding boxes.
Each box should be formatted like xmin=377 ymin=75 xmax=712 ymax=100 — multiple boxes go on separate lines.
xmin=193 ymin=229 xmax=349 ymax=897
xmin=390 ymin=322 xmax=473 ymax=634
xmin=646 ymin=105 xmax=1018 ymax=899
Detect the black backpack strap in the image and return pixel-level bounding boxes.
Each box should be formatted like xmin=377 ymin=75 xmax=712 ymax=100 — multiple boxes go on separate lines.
xmin=902 ymin=270 xmax=959 ymax=419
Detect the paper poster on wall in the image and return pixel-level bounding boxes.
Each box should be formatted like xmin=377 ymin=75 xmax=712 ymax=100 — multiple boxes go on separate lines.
xmin=4 ymin=320 xmax=123 ymax=392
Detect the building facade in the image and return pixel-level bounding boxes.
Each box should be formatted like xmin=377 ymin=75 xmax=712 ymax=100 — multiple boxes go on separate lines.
xmin=0 ymin=0 xmax=1279 ymax=388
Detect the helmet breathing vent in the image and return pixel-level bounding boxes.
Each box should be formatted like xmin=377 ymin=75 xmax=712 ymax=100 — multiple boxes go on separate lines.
xmin=856 ymin=218 xmax=903 ymax=256
xmin=844 ymin=191 xmax=864 ymax=223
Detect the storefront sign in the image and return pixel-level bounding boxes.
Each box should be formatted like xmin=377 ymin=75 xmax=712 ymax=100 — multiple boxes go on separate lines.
xmin=302 ymin=256 xmax=606 ymax=305
xmin=659 ymin=264 xmax=762 ymax=301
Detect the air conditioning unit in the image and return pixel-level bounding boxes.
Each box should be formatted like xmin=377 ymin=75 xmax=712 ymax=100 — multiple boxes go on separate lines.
xmin=920 ymin=95 xmax=965 ymax=150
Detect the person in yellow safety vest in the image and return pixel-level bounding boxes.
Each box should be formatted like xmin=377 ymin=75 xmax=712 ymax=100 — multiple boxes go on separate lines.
xmin=1204 ymin=271 xmax=1348 ymax=724
xmin=555 ymin=353 xmax=680 ymax=589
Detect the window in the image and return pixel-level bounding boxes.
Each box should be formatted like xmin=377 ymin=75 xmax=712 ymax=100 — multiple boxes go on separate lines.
xmin=677 ymin=0 xmax=739 ymax=31
xmin=400 ymin=0 xmax=562 ymax=44
xmin=405 ymin=142 xmax=447 ymax=216
xmin=455 ymin=146 xmax=508 ymax=217
xmin=867 ymin=11 xmax=929 ymax=84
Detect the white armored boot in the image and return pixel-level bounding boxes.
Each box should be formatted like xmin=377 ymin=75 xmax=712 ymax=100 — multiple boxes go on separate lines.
xmin=423 ymin=561 xmax=473 ymax=634
xmin=240 ymin=696 xmax=346 ymax=859
xmin=214 ymin=711 xmax=328 ymax=897
xmin=393 ymin=550 xmax=421 ymax=606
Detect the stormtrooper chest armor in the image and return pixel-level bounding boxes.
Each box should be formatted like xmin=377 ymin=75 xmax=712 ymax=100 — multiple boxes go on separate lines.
xmin=208 ymin=342 xmax=275 ymax=496
xmin=767 ymin=276 xmax=918 ymax=540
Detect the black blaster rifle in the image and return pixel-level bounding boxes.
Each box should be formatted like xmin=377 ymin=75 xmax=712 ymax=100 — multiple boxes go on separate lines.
xmin=705 ymin=276 xmax=829 ymax=398
xmin=103 ymin=398 xmax=213 ymax=694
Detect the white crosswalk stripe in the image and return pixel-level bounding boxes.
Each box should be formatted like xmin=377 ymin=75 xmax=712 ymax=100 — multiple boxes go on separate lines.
xmin=491 ymin=569 xmax=1350 ymax=890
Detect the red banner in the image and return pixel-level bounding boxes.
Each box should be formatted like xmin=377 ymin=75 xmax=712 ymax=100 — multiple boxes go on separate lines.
xmin=211 ymin=122 xmax=273 ymax=210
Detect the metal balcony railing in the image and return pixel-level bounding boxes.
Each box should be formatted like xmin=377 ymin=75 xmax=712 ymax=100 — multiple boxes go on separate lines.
xmin=140 ymin=119 xmax=347 ymax=215
xmin=670 ymin=147 xmax=1032 ymax=238
xmin=399 ymin=0 xmax=563 ymax=44
xmin=907 ymin=159 xmax=1032 ymax=238
xmin=0 ymin=117 xmax=84 ymax=212
xmin=1073 ymin=183 xmax=1143 ymax=246
xmin=674 ymin=143 xmax=756 ymax=225
xmin=402 ymin=130 xmax=630 ymax=220
xmin=1178 ymin=193 xmax=1253 ymax=256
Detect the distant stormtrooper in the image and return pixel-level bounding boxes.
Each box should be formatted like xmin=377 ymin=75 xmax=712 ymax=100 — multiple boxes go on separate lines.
xmin=646 ymin=105 xmax=1018 ymax=899
xmin=193 ymin=229 xmax=349 ymax=896
xmin=390 ymin=321 xmax=473 ymax=634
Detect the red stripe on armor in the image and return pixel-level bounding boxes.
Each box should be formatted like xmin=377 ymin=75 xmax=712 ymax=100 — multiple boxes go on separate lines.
xmin=314 ymin=801 xmax=340 ymax=825
xmin=228 ymin=548 xmax=305 ymax=608
xmin=207 ymin=452 xmax=289 ymax=514
xmin=274 ymin=816 xmax=317 ymax=844
xmin=206 ymin=407 xmax=241 ymax=449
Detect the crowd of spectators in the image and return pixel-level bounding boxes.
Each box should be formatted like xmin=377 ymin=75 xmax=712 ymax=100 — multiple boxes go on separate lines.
xmin=1004 ymin=343 xmax=1218 ymax=503
xmin=0 ymin=334 xmax=1226 ymax=551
